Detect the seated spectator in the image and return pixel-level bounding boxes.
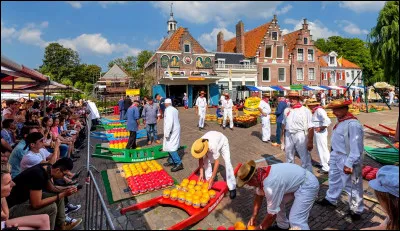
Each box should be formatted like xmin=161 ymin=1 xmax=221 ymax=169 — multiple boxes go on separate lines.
xmin=1 ymin=119 xmax=16 ymax=149
xmin=2 ymin=99 xmax=18 ymax=121
xmin=6 ymin=158 xmax=82 ymax=230
xmin=51 ymin=117 xmax=76 ymax=159
xmin=8 ymin=126 xmax=39 ymax=179
xmin=41 ymin=117 xmax=69 ymax=159
xmin=1 ymin=162 xmax=51 ymax=230
xmin=20 ymin=132 xmax=59 ymax=172
xmin=1 ymin=139 xmax=10 ymax=162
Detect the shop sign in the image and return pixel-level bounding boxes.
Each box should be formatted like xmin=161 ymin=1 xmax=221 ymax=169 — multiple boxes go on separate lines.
xmin=188 ymin=77 xmax=205 ymax=81
xmin=126 ymin=89 xmax=140 ymax=96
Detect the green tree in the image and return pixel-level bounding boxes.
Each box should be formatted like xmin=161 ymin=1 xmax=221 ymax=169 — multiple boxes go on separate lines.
xmin=137 ymin=50 xmax=153 ymax=69
xmin=85 ymin=64 xmax=102 ymax=83
xmin=368 ymin=1 xmax=399 ymax=85
xmin=61 ymin=78 xmax=73 ymax=86
xmin=74 ymin=81 xmax=85 ymax=91
xmin=39 ymin=43 xmax=80 ymax=83
xmin=85 ymin=83 xmax=94 ymax=94
xmin=108 ymin=56 xmax=137 ymax=73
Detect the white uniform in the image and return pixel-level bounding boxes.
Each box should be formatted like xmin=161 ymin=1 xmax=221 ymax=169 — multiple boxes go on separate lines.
xmin=320 ymin=92 xmax=326 ymax=106
xmin=222 ymin=98 xmax=233 ymax=128
xmin=283 ymin=106 xmax=313 ymax=173
xmin=310 ymin=107 xmax=331 ymax=172
xmin=255 ymin=163 xmax=319 ymax=230
xmin=259 ymin=100 xmax=271 ymax=142
xmin=163 ymin=106 xmax=180 ymax=152
xmin=196 ymin=97 xmax=207 ymax=128
xmin=389 ymin=91 xmax=395 ymax=105
xmin=201 ymin=131 xmax=236 ymax=190
xmin=325 ymin=119 xmax=364 ymax=214
xmin=87 ymin=101 xmax=100 ymax=120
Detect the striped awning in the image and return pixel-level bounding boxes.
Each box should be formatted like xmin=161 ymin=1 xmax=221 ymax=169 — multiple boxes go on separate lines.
xmin=320 ymin=86 xmax=332 ymax=90
xmin=257 ymin=86 xmax=275 ymax=91
xmin=308 ymin=86 xmax=325 ymax=91
xmin=270 ymin=86 xmax=285 ymax=91
xmin=246 ymin=85 xmax=260 ymax=91
xmin=329 ymin=86 xmax=344 ymax=90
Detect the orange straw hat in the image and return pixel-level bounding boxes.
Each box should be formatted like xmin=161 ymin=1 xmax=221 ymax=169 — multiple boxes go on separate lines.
xmin=287 ymin=90 xmax=300 ymax=98
xmin=236 ymin=160 xmax=259 ymax=188
xmin=305 ymin=99 xmax=320 ymax=106
xmin=324 ymin=98 xmax=352 ymax=109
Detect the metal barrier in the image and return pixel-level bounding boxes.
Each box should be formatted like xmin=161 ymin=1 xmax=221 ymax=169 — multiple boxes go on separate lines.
xmin=84 ymin=116 xmax=116 ymax=230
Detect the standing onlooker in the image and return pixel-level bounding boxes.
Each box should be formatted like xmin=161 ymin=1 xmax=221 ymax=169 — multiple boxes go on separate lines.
xmin=162 ymin=99 xmax=183 ymax=172
xmin=123 ymin=96 xmax=132 ymax=120
xmin=118 ymin=96 xmax=125 ymax=121
xmin=183 ymin=93 xmax=188 ymax=109
xmin=222 ymin=93 xmax=234 ymax=130
xmin=126 ymin=100 xmax=140 ymax=149
xmin=195 ymin=91 xmax=207 ymax=131
xmin=155 ymin=94 xmax=166 ymax=118
xmin=272 ymin=96 xmax=288 ymax=148
xmin=320 ymin=90 xmax=326 ymax=106
xmin=389 ymin=89 xmax=395 ymax=105
xmin=142 ymin=98 xmax=160 ymax=145
xmin=258 ymin=93 xmax=271 ymax=142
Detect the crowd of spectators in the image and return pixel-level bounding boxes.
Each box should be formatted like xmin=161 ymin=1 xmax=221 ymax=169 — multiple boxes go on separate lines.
xmin=1 ymin=97 xmax=90 ymax=230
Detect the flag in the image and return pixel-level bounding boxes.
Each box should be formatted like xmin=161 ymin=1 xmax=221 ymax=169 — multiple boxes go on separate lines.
xmin=167 ymin=65 xmax=173 ymax=80
xmin=228 ymin=69 xmax=232 ymax=79
xmin=337 ymin=56 xmax=343 ymax=67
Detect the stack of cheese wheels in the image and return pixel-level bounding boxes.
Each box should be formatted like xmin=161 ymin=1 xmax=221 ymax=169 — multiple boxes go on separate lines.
xmin=270 ymin=114 xmax=276 ymax=124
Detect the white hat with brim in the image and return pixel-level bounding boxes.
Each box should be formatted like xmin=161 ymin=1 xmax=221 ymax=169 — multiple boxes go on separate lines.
xmin=165 ymin=98 xmax=172 ymax=104
xmin=369 ymin=165 xmax=399 ymax=198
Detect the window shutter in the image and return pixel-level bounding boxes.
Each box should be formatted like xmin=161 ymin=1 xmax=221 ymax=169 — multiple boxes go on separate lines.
xmin=337 ymin=72 xmax=340 ymax=80
xmin=327 ymin=72 xmax=330 ymax=78
xmin=342 ymin=72 xmax=345 ymax=80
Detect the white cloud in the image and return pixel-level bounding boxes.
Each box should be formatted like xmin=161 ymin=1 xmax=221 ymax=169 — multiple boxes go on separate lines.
xmin=338 ymin=1 xmax=386 ymax=13
xmin=40 ymin=21 xmax=49 ymax=28
xmin=283 ymin=18 xmax=339 ymax=39
xmin=281 ymin=28 xmax=290 ymax=35
xmin=276 ymin=4 xmax=292 ymax=15
xmin=198 ymin=27 xmax=235 ymax=51
xmin=66 ymin=1 xmax=82 ymax=8
xmin=335 ymin=20 xmax=369 ymax=35
xmin=1 ymin=21 xmax=48 ymax=47
xmin=1 ymin=20 xmax=17 ymax=39
xmin=151 ymin=1 xmax=289 ymax=24
xmin=98 ymin=1 xmax=127 ymax=8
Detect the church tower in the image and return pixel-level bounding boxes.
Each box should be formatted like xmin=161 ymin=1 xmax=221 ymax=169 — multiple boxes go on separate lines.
xmin=167 ymin=3 xmax=177 ymax=36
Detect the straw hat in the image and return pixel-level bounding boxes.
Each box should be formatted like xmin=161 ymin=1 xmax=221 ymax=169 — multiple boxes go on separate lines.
xmin=237 ymin=160 xmax=259 ymax=188
xmin=262 ymin=92 xmax=271 ymax=97
xmin=324 ymin=99 xmax=352 ymax=109
xmin=287 ymin=90 xmax=300 ymax=98
xmin=306 ymin=99 xmax=320 ymax=106
xmin=191 ymin=139 xmax=209 ymax=159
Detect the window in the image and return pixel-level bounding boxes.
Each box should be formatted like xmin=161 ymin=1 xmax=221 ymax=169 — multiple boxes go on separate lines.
xmin=351 ymin=70 xmax=355 ymax=79
xmin=271 ymin=31 xmax=278 ymax=41
xmin=339 ymin=72 xmax=343 ymax=80
xmin=276 ymin=46 xmax=283 ymax=59
xmin=296 ymin=68 xmax=303 ymax=81
xmin=184 ymin=44 xmax=190 ymax=53
xmin=308 ymin=68 xmax=315 ymax=80
xmin=307 ymin=49 xmax=314 ymax=62
xmin=323 ymin=72 xmax=327 ymax=80
xmin=217 ymin=59 xmax=225 ymax=68
xmin=329 ymin=56 xmax=335 ymax=65
xmin=278 ymin=68 xmax=285 ymax=82
xmin=265 ymin=46 xmax=272 ymax=58
xmin=304 ymin=37 xmax=308 ymax=44
xmin=297 ymin=49 xmax=304 ymax=61
xmin=346 ymin=72 xmax=350 ymax=78
xmin=242 ymin=60 xmax=250 ymax=67
xmin=262 ymin=68 xmax=270 ymax=81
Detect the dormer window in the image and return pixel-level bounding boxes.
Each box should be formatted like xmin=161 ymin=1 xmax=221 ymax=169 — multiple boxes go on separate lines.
xmin=184 ymin=44 xmax=190 ymax=53
xmin=304 ymin=38 xmax=308 ymax=44
xmin=329 ymin=56 xmax=335 ymax=65
xmin=271 ymin=31 xmax=278 ymax=41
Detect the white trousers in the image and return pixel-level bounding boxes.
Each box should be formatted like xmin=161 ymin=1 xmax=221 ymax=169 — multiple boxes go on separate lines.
xmin=276 ymin=171 xmax=319 ymax=230
xmin=223 ymin=109 xmax=233 ymax=128
xmin=285 ymin=131 xmax=313 ymax=173
xmin=314 ymin=129 xmax=330 ymax=171
xmin=321 ymin=99 xmax=326 ymax=106
xmin=198 ymin=108 xmax=206 ymax=128
xmin=203 ymin=137 xmax=236 ymax=190
xmin=261 ymin=116 xmax=271 ymax=141
xmin=389 ymin=97 xmax=394 ymax=105
xmin=325 ymin=153 xmax=364 ymax=214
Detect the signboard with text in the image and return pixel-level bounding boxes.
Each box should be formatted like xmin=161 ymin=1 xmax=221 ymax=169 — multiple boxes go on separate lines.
xmin=126 ymin=89 xmax=140 ymax=96
xmin=188 ymin=77 xmax=205 ymax=81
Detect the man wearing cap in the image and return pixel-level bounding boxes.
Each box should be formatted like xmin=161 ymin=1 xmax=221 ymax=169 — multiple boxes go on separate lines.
xmin=126 ymin=100 xmax=140 ymax=149
xmin=282 ymin=91 xmax=313 ymax=173
xmin=163 ymin=98 xmax=183 ymax=172
xmin=306 ymin=99 xmax=331 ymax=174
xmin=237 ymin=161 xmax=319 ymax=230
xmin=258 ymin=93 xmax=271 ymax=143
xmin=363 ymin=165 xmax=399 ymax=230
xmin=191 ymin=131 xmax=236 ymax=199
xmin=222 ymin=93 xmax=234 ymax=130
xmin=195 ymin=91 xmax=207 ymax=131
xmin=142 ymin=97 xmax=161 ymax=145
xmin=317 ymin=99 xmax=364 ymax=220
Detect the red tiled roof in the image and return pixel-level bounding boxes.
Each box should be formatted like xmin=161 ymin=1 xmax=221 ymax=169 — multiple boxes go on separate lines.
xmin=316 ymin=49 xmax=360 ymax=68
xmin=158 ymin=27 xmax=207 ymax=53
xmin=342 ymin=59 xmax=360 ymax=68
xmin=283 ymin=30 xmax=300 ymax=52
xmin=223 ymin=22 xmax=272 ymax=58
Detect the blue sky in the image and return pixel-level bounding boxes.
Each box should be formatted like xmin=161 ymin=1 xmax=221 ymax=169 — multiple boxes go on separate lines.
xmin=1 ymin=1 xmax=385 ymax=72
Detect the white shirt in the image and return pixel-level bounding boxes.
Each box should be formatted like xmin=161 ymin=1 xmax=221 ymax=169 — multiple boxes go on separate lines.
xmin=310 ymin=107 xmax=331 ymax=128
xmin=255 ymin=163 xmax=307 ymax=214
xmin=88 ymin=101 xmax=100 ymax=119
xmin=258 ymin=100 xmax=271 ymax=117
xmin=196 ymin=97 xmax=207 ymax=109
xmin=331 ymin=119 xmax=364 ymax=168
xmin=321 ymin=92 xmax=326 ymax=99
xmin=389 ymin=91 xmax=395 ymax=99
xmin=220 ymin=95 xmax=225 ymax=102
xmin=222 ymin=98 xmax=233 ymax=110
xmin=20 ymin=148 xmax=51 ymax=171
xmin=201 ymin=131 xmax=227 ymax=160
xmin=282 ymin=106 xmax=313 ymax=133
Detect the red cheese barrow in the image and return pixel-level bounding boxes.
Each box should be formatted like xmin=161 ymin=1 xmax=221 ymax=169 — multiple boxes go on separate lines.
xmin=120 ymin=163 xmax=242 ymax=230
xmin=364 ymin=124 xmax=396 ymax=138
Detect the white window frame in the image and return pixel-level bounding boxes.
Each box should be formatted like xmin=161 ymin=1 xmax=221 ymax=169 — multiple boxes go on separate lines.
xmin=242 ymin=60 xmax=250 ymax=67
xmin=217 ymin=58 xmax=225 ymax=68
xmin=262 ymin=67 xmax=271 ymax=82
xmin=184 ymin=44 xmax=191 ymax=53
xmin=297 ymin=48 xmax=304 ymax=62
xmin=278 ymin=68 xmax=286 ymax=82
xmin=265 ymin=45 xmax=272 ymax=58
xmin=307 ymin=49 xmax=314 ymax=62
xmin=323 ymin=72 xmax=327 ymax=80
xmin=329 ymin=56 xmax=335 ymax=65
xmin=296 ymin=68 xmax=304 ymax=81
xmin=308 ymin=68 xmax=315 ymax=81
xmin=304 ymin=37 xmax=308 ymax=45
xmin=276 ymin=46 xmax=284 ymax=59
xmin=271 ymin=31 xmax=278 ymax=41
xmin=346 ymin=72 xmax=350 ymax=78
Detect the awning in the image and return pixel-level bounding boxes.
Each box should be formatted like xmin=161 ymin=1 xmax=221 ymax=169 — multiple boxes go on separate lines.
xmin=270 ymin=86 xmax=285 ymax=91
xmin=246 ymin=86 xmax=260 ymax=91
xmin=303 ymin=85 xmax=314 ymax=91
xmin=329 ymin=86 xmax=344 ymax=90
xmin=257 ymin=86 xmax=274 ymax=91
xmin=308 ymin=86 xmax=324 ymax=91
xmin=320 ymin=86 xmax=332 ymax=90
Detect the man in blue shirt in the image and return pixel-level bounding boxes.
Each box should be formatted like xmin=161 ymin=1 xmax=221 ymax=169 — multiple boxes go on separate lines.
xmin=142 ymin=97 xmax=160 ymax=145
xmin=272 ymin=96 xmax=288 ymax=148
xmin=118 ymin=96 xmax=125 ymax=120
xmin=126 ymin=100 xmax=140 ymax=149
xmin=8 ymin=126 xmax=38 ymax=179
